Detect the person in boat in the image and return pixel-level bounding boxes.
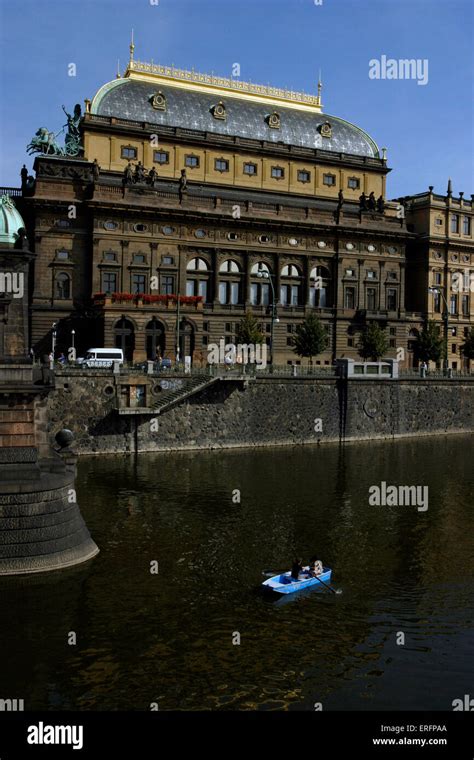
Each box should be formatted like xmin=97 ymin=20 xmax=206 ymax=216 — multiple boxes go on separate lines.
xmin=309 ymin=556 xmax=323 ymax=576
xmin=291 ymin=558 xmax=304 ymax=580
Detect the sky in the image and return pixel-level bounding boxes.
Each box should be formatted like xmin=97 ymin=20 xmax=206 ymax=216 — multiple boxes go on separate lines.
xmin=0 ymin=0 xmax=473 ymax=198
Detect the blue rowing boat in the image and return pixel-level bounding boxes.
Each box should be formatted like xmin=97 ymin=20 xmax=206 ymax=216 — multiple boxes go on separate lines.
xmin=262 ymin=566 xmax=332 ymax=595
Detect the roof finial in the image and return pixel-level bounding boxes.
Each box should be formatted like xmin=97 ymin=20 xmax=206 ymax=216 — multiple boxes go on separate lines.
xmin=129 ymin=29 xmax=135 ymax=64
xmin=116 ymin=59 xmax=121 ymax=78
xmin=447 ymin=178 xmax=452 ymax=197
xmin=317 ymin=69 xmax=323 ymax=106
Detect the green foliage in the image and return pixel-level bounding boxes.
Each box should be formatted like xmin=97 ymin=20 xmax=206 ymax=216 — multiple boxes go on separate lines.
xmin=415 ymin=321 xmax=444 ymax=363
xmin=236 ymin=312 xmax=264 ymax=344
xmin=292 ymin=314 xmax=328 ymax=364
xmin=461 ymin=327 xmax=474 ymax=360
xmin=357 ymin=322 xmax=389 ymax=361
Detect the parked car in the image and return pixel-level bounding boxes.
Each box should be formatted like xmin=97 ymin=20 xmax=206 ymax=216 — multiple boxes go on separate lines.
xmin=77 ymin=348 xmax=124 ymax=368
xmin=160 ymin=357 xmax=172 ymax=370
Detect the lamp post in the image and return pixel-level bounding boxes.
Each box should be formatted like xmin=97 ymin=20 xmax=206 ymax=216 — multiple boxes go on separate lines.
xmin=71 ymin=329 xmax=75 ymax=359
xmin=257 ymin=266 xmax=279 ymax=365
xmin=51 ymin=322 xmax=57 ymax=369
xmin=428 ymin=287 xmax=449 ymax=374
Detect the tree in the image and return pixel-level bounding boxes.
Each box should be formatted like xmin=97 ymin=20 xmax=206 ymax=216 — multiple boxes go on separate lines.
xmin=358 ymin=322 xmax=388 ymax=361
xmin=292 ymin=314 xmax=328 ymax=364
xmin=461 ymin=327 xmax=474 ymax=361
xmin=236 ymin=312 xmax=264 ymax=344
xmin=415 ymin=321 xmax=444 ymax=364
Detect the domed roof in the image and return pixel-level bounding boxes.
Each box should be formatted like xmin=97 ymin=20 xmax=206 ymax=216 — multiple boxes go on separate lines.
xmin=91 ymin=75 xmax=380 ymax=159
xmin=0 ymin=195 xmax=26 ymax=247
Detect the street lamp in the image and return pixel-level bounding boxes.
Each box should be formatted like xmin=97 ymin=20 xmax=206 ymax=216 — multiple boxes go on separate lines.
xmin=71 ymin=329 xmax=75 ymax=350
xmin=51 ymin=322 xmax=57 ymax=369
xmin=428 ymin=287 xmax=449 ymax=374
xmin=257 ymin=266 xmax=279 ymax=366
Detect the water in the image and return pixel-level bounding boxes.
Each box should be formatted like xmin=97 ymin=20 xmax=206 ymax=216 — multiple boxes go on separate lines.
xmin=1 ymin=435 xmax=473 ymax=711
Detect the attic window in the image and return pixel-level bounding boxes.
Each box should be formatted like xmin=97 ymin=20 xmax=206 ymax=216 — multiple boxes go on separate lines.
xmin=266 ymin=112 xmax=281 ymax=129
xmin=211 ymin=101 xmax=226 ymax=120
xmin=150 ymin=91 xmax=166 ymax=111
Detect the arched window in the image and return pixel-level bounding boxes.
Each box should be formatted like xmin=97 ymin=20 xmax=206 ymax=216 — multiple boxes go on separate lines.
xmin=55 ymin=272 xmax=71 ymax=300
xmin=146 ymin=318 xmax=166 ymax=360
xmin=280 ymin=264 xmax=302 ymax=306
xmin=114 ymin=317 xmax=135 ymax=362
xmin=250 ymin=262 xmax=272 ymax=306
xmin=186 ymin=257 xmax=209 ymax=301
xmin=219 ymin=260 xmax=242 ymax=305
xmin=310 ymin=266 xmax=331 ymax=308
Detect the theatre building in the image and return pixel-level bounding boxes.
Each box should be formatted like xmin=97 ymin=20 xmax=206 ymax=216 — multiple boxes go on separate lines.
xmin=15 ymin=45 xmax=423 ymax=365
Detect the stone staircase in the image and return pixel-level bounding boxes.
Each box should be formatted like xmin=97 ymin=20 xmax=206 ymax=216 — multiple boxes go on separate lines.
xmin=151 ymin=374 xmax=219 ymax=414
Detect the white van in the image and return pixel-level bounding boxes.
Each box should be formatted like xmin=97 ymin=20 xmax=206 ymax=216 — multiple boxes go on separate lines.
xmin=79 ymin=348 xmax=124 ymax=368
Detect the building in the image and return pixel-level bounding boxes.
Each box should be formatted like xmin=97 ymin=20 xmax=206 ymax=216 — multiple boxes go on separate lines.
xmin=402 ymin=183 xmax=474 ymax=370
xmin=5 ymin=43 xmax=471 ymax=368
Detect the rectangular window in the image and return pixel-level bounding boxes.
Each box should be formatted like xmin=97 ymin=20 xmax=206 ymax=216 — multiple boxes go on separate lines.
xmin=214 ymin=158 xmax=229 ymax=172
xmin=104 ymin=251 xmax=117 ymax=261
xmin=161 ymin=276 xmax=174 ymax=295
xmin=347 ymin=338 xmax=354 ymax=347
xmin=133 ymin=254 xmax=145 ymax=264
xmin=219 ymin=282 xmax=227 ymax=305
xmin=132 ymin=274 xmax=146 ymax=294
xmin=102 ymin=272 xmax=117 ymax=294
xmin=435 ymin=218 xmax=443 ymax=226
xmin=280 ymin=285 xmax=288 ymax=306
xmin=121 ymin=146 xmax=137 ymax=159
xmin=162 ymin=256 xmax=174 ymax=265
xmin=451 ymin=214 xmax=459 ymax=233
xmin=462 ymin=294 xmax=469 ymax=315
xmin=389 ymin=327 xmax=396 ymax=336
xmin=230 ymin=282 xmax=239 ymax=305
xmin=345 ymin=287 xmax=355 ymax=309
xmin=185 ymin=155 xmax=200 ymax=168
xmin=348 ymin=177 xmax=360 ymax=189
xmin=323 ymin=174 xmax=336 ymax=186
xmin=250 ymin=283 xmax=258 ymax=305
xmin=450 ymin=294 xmax=458 ymax=314
xmin=186 ymin=279 xmax=196 ymax=297
xmin=434 ymin=292 xmax=441 ymax=313
xmin=463 ymin=216 xmax=471 ymax=235
xmin=198 ymin=280 xmax=208 ymax=301
xmin=452 ymin=344 xmax=457 ymax=354
xmin=297 ymin=170 xmax=311 ymax=183
xmin=225 ymin=323 xmax=232 ymax=333
xmin=434 ymin=272 xmax=442 ymax=285
xmin=271 ymin=166 xmax=284 ymax=179
xmin=345 ymin=269 xmax=355 ymax=277
xmin=367 ymin=287 xmax=377 ymax=310
xmin=367 ymin=271 xmax=376 ymax=279
xmin=244 ymin=163 xmax=257 ymax=175
xmin=153 ymin=151 xmax=169 ymax=165
xmin=387 ymin=289 xmax=397 ymax=311
xmin=290 ymin=285 xmax=299 ymax=306
xmin=261 ymin=283 xmax=270 ymax=305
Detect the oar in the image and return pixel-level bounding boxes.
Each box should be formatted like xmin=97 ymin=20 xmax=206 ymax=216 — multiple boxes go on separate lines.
xmin=312 ymin=573 xmax=342 ymax=595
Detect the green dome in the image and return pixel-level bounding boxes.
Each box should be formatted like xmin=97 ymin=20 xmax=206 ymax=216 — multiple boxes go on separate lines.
xmin=0 ymin=195 xmax=26 ymax=246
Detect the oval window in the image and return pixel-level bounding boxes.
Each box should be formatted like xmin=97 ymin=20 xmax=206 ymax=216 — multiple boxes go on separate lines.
xmin=195 ymin=229 xmax=206 ymax=238
xmin=134 ymin=223 xmax=148 ymax=232
xmin=104 ymin=221 xmax=118 ymax=230
xmin=162 ymin=225 xmax=175 ymax=235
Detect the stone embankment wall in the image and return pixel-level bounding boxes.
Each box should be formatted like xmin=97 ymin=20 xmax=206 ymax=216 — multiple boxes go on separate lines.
xmin=47 ymin=371 xmax=474 ymax=454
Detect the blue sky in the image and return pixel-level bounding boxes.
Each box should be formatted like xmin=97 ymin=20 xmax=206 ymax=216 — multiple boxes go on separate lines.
xmin=0 ymin=0 xmax=472 ymax=197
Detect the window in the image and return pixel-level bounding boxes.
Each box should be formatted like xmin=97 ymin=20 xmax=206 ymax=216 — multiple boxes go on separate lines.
xmin=463 ymin=216 xmax=471 ymax=235
xmin=55 ymin=272 xmax=70 ymax=300
xmin=271 ymin=166 xmax=284 ymax=179
xmin=452 ymin=344 xmax=457 ymax=354
xmin=185 ymin=155 xmax=200 ymax=168
xmin=102 ymin=272 xmax=117 ymax=295
xmin=323 ymin=174 xmax=336 ymax=186
xmin=433 ymin=291 xmax=441 ymax=313
xmin=219 ymin=260 xmax=240 ymax=273
xmin=161 ymin=276 xmax=174 ymax=295
xmin=450 ymin=294 xmax=458 ymax=314
xmin=225 ymin=323 xmax=232 ymax=333
xmin=297 ymin=170 xmax=311 ymax=183
xmin=462 ymin=294 xmax=469 ymax=315
xmin=154 ymin=151 xmax=169 ymax=164
xmin=434 ymin=272 xmax=442 ymax=285
xmin=195 ymin=229 xmax=206 ymax=239
xmin=345 ymin=268 xmax=355 ymax=277
xmin=121 ymin=146 xmax=137 ymax=159
xmin=310 ymin=266 xmax=331 ymax=308
xmin=55 ymin=219 xmax=70 ymax=228
xmin=367 ymin=270 xmax=376 ymax=279
xmin=104 ymin=251 xmax=117 ymax=261
xmin=345 ymin=287 xmax=356 ymax=309
xmin=387 ymin=289 xmax=397 ymax=311
xmin=187 ymin=257 xmax=209 ymax=271
xmin=133 ymin=254 xmax=146 ymax=264
xmin=219 ymin=282 xmax=240 ymax=305
xmin=134 ymin=223 xmax=147 ymax=232
xmin=347 ymin=338 xmax=354 ymax=347
xmin=244 ymin=162 xmax=257 ymax=175
xmin=162 ymin=256 xmax=174 ymax=265
xmin=186 ymin=279 xmax=208 ymax=300
xmin=389 ymin=327 xmax=396 ymax=336
xmin=366 ymin=288 xmax=377 ymax=310
xmin=132 ymin=274 xmax=146 ymax=294
xmin=56 ymin=250 xmax=69 ymax=260
xmin=435 ymin=218 xmax=443 ymax=226
xmin=280 ymin=284 xmax=300 ymax=306
xmin=389 ymin=339 xmax=396 ymax=348
xmin=250 ymin=282 xmax=270 ymax=306
xmin=451 ymin=327 xmax=457 ymax=336
xmin=162 ymin=226 xmax=175 ymax=235
xmin=348 ymin=177 xmax=360 ymax=189
xmin=388 ymin=272 xmax=397 ymax=280
xmin=215 ymin=158 xmax=229 ymax=172
xmin=451 ymin=214 xmax=459 ymax=233
xmin=104 ymin=221 xmax=118 ymax=231
xmin=186 ymin=258 xmax=209 ymax=301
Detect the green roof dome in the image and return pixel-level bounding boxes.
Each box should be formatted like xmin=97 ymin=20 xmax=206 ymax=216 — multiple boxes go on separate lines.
xmin=0 ymin=195 xmax=26 ymax=247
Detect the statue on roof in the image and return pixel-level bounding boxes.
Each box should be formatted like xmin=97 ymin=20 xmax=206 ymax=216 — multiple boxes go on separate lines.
xmin=26 ymin=105 xmax=84 ymax=158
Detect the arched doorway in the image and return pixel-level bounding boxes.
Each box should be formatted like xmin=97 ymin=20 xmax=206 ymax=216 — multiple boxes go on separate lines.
xmin=146 ymin=318 xmax=166 ymax=360
xmin=179 ymin=319 xmax=195 ymax=360
xmin=114 ymin=317 xmax=135 ymax=362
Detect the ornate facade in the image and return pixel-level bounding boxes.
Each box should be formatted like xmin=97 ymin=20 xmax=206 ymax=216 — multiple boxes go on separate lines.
xmin=8 ymin=48 xmax=473 ymax=367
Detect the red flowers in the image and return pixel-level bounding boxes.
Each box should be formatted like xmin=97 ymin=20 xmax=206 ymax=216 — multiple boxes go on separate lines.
xmin=108 ymin=293 xmax=204 ymax=305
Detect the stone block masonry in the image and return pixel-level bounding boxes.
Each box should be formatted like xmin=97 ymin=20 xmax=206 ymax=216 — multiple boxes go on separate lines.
xmin=47 ymin=371 xmax=474 ymax=455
